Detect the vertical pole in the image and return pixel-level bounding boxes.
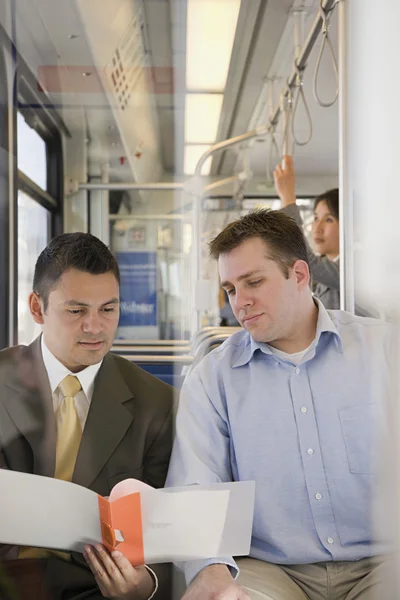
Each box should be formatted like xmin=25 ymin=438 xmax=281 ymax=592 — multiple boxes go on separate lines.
xmin=9 ymin=0 xmax=17 ymax=346
xmin=0 ymin=20 xmax=14 ymax=349
xmin=191 ymin=186 xmax=202 ymax=336
xmin=338 ymin=0 xmax=354 ymax=313
xmin=280 ymin=92 xmax=289 ymax=157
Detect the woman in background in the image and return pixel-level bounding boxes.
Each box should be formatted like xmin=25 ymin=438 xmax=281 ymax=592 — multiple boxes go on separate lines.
xmin=274 ymin=155 xmax=340 ymax=310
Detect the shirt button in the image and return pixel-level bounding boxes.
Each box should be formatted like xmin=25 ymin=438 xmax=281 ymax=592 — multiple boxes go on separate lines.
xmin=327 ymin=537 xmax=334 ymax=545
xmin=295 ymin=368 xmax=300 ymax=375
xmin=315 ymin=493 xmax=322 ymax=500
xmin=307 ymin=448 xmax=314 ymax=455
xmin=301 ymin=407 xmax=307 ymax=414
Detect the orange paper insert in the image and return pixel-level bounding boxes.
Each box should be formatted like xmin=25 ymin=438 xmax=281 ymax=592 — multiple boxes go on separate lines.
xmin=98 ymin=492 xmax=144 ymax=565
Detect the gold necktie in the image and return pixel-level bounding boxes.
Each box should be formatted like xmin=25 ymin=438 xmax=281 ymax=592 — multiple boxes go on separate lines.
xmin=54 ymin=374 xmax=82 ymax=482
xmin=19 ymin=375 xmax=82 ymax=561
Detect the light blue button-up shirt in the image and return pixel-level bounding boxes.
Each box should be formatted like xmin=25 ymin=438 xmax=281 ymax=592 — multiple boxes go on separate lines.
xmin=166 ymin=301 xmax=391 ymax=584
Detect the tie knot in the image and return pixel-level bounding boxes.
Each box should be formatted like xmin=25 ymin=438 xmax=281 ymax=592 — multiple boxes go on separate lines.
xmin=58 ymin=375 xmax=82 ymax=399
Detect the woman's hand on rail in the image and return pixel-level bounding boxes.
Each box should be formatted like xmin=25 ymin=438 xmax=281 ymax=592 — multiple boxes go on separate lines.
xmin=273 ymin=155 xmax=296 ymax=207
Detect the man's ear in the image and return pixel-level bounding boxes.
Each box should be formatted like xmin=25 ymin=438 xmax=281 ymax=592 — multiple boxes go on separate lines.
xmin=29 ymin=292 xmax=45 ymax=325
xmin=292 ymin=260 xmax=311 ymax=289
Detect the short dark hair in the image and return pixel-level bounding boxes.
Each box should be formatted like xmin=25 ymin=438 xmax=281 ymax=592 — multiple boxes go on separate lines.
xmin=209 ymin=209 xmax=309 ymax=278
xmin=314 ymin=188 xmax=339 ymax=220
xmin=33 ymin=232 xmax=120 ymax=310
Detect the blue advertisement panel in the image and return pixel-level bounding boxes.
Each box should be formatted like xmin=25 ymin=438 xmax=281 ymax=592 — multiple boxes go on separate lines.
xmin=116 ymin=251 xmax=157 ymax=327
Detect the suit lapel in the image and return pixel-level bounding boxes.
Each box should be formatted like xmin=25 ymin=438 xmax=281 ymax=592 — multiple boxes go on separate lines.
xmin=72 ymin=353 xmax=135 ymax=489
xmin=3 ymin=337 xmax=56 ymax=477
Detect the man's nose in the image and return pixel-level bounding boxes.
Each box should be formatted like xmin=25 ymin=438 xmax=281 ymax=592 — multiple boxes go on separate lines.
xmin=82 ymin=312 xmax=102 ymax=334
xmin=234 ymin=289 xmax=253 ymax=311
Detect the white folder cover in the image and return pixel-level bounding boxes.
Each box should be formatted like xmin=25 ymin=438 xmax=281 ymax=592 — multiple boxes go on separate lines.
xmin=0 ymin=470 xmax=255 ymax=565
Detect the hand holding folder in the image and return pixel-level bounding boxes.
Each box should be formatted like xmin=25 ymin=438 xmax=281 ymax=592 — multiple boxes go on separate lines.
xmin=0 ymin=470 xmax=255 ymax=565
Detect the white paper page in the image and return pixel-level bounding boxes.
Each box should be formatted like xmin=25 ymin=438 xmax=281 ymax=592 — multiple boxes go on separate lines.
xmin=110 ymin=479 xmax=255 ymax=561
xmin=162 ymin=481 xmax=255 ymax=557
xmin=140 ymin=489 xmax=230 ymax=562
xmin=0 ymin=469 xmax=101 ymax=552
xmin=110 ymin=479 xmax=235 ymax=562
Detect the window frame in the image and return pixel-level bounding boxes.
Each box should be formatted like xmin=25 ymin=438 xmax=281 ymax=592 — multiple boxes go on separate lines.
xmin=0 ymin=28 xmax=15 ymax=350
xmin=17 ymin=69 xmax=65 ymax=228
xmin=15 ymin=74 xmax=65 ymax=345
xmin=0 ymin=23 xmax=68 ymax=348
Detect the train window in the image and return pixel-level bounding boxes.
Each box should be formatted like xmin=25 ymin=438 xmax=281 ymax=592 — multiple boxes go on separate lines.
xmin=9 ymin=50 xmax=65 ymax=347
xmin=17 ymin=112 xmax=47 ymax=191
xmin=17 ymin=190 xmax=50 ymax=345
xmin=15 ymin=108 xmax=62 ymax=345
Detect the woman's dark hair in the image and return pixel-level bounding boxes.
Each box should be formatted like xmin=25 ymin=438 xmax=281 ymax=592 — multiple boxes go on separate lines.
xmin=33 ymin=232 xmax=120 ymax=311
xmin=314 ymin=188 xmax=339 ymax=220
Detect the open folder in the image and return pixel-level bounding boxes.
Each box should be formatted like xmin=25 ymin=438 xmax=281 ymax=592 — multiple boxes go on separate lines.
xmin=0 ymin=470 xmax=255 ymax=565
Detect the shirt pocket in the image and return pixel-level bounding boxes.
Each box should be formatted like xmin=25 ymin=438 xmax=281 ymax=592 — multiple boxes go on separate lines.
xmin=339 ymin=404 xmax=376 ymax=474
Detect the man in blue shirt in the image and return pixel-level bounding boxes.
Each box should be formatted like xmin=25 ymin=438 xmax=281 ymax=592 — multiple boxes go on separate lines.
xmin=166 ymin=210 xmax=391 ymax=599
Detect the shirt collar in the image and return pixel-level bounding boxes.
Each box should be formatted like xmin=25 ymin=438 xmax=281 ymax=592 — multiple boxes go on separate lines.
xmin=41 ymin=335 xmax=103 ymax=397
xmin=232 ymin=297 xmax=342 ymax=368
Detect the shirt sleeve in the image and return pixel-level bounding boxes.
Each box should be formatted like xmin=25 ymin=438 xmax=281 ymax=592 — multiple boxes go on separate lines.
xmin=144 ymin=565 xmax=158 ymax=599
xmin=165 ymin=365 xmax=239 ymax=585
xmin=180 ymin=558 xmax=239 ymax=587
xmin=280 ymin=204 xmax=340 ymax=290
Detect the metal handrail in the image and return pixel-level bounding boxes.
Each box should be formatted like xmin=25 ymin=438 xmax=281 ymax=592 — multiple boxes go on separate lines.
xmin=192 ymin=327 xmax=240 ymax=352
xmin=119 ymin=354 xmax=194 ymax=364
xmin=113 ymin=339 xmax=190 ymax=346
xmin=192 ymin=326 xmax=239 ymax=339
xmin=196 ymin=333 xmax=234 ymax=358
xmin=187 ymin=333 xmax=236 ymax=375
xmin=111 ymin=345 xmax=190 ymax=354
xmin=79 ymin=182 xmax=185 ymax=191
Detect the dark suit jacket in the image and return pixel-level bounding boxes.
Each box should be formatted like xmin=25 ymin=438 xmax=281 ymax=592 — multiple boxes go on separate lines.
xmin=0 ymin=337 xmax=174 ymax=600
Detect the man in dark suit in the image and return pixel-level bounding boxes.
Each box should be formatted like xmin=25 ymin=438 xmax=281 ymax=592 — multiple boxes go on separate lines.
xmin=0 ymin=232 xmax=174 ymax=600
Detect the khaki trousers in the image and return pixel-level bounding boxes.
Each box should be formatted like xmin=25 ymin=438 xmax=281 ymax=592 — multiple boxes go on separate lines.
xmin=237 ymin=556 xmax=389 ymax=600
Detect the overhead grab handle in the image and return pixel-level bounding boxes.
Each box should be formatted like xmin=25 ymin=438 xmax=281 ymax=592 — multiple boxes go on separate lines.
xmin=291 ymin=10 xmax=313 ymax=146
xmin=313 ymin=0 xmax=339 ymax=108
xmin=281 ymin=87 xmax=295 ymax=157
xmin=233 ymin=144 xmax=252 ymax=206
xmin=265 ymin=79 xmax=281 ymax=181
xmin=266 ymin=128 xmax=280 ymax=182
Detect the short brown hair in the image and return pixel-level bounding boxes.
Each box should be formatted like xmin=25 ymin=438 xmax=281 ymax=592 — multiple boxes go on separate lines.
xmin=209 ymin=209 xmax=309 ymax=278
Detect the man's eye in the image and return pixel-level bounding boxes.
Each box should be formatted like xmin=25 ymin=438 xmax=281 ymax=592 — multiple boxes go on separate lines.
xmin=68 ymin=309 xmax=82 ymax=315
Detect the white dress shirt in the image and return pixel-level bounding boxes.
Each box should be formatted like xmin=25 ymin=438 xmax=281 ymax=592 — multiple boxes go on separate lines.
xmin=41 ymin=336 xmax=103 ymax=430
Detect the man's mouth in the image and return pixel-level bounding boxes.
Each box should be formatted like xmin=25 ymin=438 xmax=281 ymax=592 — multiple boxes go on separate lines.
xmin=242 ymin=314 xmax=263 ymax=326
xmin=78 ymin=341 xmax=105 ymax=350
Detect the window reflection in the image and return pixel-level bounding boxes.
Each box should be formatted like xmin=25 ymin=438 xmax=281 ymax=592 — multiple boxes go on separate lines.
xmin=17 ymin=112 xmax=47 ymax=190
xmin=18 ymin=191 xmax=50 ymax=344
